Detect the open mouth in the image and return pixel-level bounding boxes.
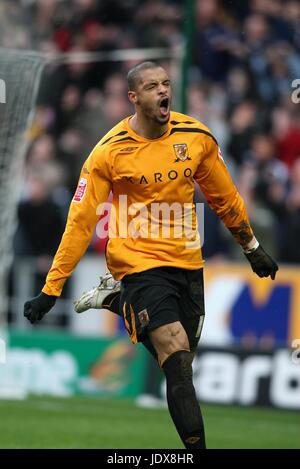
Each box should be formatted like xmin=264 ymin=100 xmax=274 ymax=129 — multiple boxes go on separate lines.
xmin=159 ymin=97 xmax=169 ymax=116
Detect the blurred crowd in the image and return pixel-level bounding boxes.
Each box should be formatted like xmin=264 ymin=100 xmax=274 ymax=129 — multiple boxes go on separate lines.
xmin=2 ymin=0 xmax=300 ymax=272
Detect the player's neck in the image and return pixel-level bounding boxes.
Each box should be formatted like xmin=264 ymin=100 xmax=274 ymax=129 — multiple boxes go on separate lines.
xmin=129 ymin=113 xmax=168 ymax=139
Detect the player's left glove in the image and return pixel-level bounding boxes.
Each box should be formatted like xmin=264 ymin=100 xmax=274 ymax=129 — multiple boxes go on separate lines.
xmin=24 ymin=292 xmax=57 ymax=324
xmin=244 ymin=245 xmax=278 ymax=280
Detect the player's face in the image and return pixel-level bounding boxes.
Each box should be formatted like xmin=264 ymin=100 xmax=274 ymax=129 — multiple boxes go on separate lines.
xmin=131 ymin=67 xmax=172 ymax=125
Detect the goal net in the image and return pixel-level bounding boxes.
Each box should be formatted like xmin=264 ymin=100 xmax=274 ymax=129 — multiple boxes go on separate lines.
xmin=0 ymin=49 xmax=47 ymax=335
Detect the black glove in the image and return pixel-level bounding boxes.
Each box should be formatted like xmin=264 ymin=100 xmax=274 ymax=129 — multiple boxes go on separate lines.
xmin=244 ymin=245 xmax=278 ymax=280
xmin=24 ymin=292 xmax=57 ymax=324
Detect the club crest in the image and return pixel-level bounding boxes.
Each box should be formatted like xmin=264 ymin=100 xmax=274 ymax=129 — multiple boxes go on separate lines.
xmin=138 ymin=309 xmax=150 ymax=327
xmin=173 ymin=143 xmax=191 ymax=162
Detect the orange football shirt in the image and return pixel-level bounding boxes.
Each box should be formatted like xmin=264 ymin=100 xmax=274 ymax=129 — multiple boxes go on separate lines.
xmin=43 ymin=111 xmax=253 ymax=296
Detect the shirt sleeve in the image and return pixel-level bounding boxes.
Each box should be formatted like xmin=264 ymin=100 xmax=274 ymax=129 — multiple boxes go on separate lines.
xmin=194 ymin=134 xmax=254 ymax=249
xmin=42 ymin=144 xmax=112 ymax=296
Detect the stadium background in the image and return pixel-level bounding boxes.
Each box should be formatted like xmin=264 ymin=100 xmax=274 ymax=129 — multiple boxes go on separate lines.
xmin=0 ymin=0 xmax=299 ymax=449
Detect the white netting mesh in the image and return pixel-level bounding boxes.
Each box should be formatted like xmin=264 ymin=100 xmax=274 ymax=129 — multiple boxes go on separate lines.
xmin=0 ymin=48 xmax=47 ymax=327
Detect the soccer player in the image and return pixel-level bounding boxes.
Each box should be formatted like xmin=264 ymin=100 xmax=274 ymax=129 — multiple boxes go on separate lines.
xmin=24 ymin=62 xmax=278 ymax=449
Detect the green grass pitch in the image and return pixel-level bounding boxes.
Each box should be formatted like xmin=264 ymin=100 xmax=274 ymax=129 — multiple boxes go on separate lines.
xmin=0 ymin=396 xmax=299 ymax=449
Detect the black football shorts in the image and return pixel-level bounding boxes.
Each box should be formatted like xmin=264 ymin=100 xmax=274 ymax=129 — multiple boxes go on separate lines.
xmin=119 ymin=266 xmax=205 ymax=352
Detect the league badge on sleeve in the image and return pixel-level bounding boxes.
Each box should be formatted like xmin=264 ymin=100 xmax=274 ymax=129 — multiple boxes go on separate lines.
xmin=218 ymin=147 xmax=224 ymax=162
xmin=73 ymin=177 xmax=87 ymax=202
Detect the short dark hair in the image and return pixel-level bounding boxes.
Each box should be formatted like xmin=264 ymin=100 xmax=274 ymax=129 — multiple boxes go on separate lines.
xmin=127 ymin=61 xmax=160 ymax=91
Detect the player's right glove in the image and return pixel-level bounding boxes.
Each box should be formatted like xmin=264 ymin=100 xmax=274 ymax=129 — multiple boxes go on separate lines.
xmin=24 ymin=292 xmax=57 ymax=324
xmin=244 ymin=245 xmax=278 ymax=280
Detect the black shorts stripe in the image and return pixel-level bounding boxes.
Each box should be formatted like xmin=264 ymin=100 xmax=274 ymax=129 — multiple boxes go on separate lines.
xmin=122 ymin=301 xmax=131 ymax=335
xmin=122 ymin=301 xmax=138 ymax=344
xmin=129 ymin=304 xmax=138 ymax=344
